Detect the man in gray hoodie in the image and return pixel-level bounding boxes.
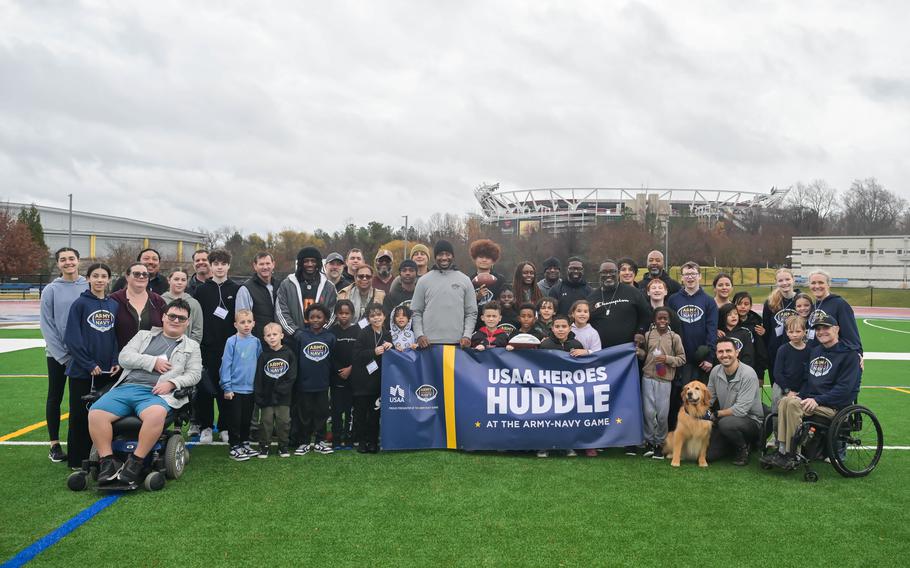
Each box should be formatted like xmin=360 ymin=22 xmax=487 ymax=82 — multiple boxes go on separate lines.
xmin=39 ymin=247 xmax=88 ymax=463
xmin=411 ymin=240 xmax=477 ymax=349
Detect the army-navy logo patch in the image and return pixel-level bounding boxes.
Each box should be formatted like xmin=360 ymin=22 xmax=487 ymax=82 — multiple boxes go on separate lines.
xmin=304 ymin=342 xmax=330 ymax=362
xmin=677 ymin=305 xmax=704 ymax=324
xmin=809 ymin=356 xmax=833 ymax=377
xmin=86 ymin=310 xmax=115 ymax=332
xmin=265 ymin=358 xmax=290 ymax=379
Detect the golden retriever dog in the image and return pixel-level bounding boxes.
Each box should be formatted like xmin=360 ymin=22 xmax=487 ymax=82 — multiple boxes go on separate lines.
xmin=664 ymin=381 xmax=713 ymax=468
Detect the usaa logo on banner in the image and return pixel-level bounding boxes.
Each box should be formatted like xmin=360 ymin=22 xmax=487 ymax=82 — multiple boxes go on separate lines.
xmin=389 ymin=384 xmax=407 ymax=404
xmin=809 ymin=357 xmax=833 ymax=377
xmin=265 ymin=358 xmax=290 ymax=379
xmin=304 ymin=342 xmax=329 ymax=362
xmin=677 ymin=305 xmax=704 ymax=324
xmin=86 ymin=310 xmax=115 ymax=332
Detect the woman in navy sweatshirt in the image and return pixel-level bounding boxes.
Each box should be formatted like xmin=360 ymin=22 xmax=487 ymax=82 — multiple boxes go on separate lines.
xmin=64 ymin=263 xmax=120 ymax=468
xmin=806 ymin=270 xmax=862 ymax=353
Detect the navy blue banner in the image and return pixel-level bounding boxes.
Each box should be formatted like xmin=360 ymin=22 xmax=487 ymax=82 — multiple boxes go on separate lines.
xmin=381 ymin=343 xmax=643 ymax=451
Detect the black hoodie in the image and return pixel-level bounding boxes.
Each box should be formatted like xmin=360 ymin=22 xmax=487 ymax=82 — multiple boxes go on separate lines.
xmin=254 ymin=344 xmax=297 ymax=407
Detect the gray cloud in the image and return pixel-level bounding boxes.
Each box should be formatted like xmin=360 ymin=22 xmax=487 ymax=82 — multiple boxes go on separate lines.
xmin=1 ymin=0 xmax=908 ymax=235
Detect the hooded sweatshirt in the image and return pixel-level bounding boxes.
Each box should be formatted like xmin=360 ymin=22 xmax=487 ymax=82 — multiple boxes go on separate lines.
xmin=411 ymin=264 xmax=478 ymax=344
xmin=64 ymin=289 xmax=119 ymax=378
xmin=391 ymin=318 xmax=416 ymax=350
xmin=254 ymin=343 xmax=297 ymax=407
xmin=295 ymin=326 xmax=336 ymax=392
xmin=807 ymin=294 xmax=862 ymax=353
xmin=39 ymin=276 xmax=89 ymax=364
xmin=539 ymin=330 xmax=584 ymax=352
xmin=548 ymin=278 xmax=592 ymax=316
xmin=275 ymin=273 xmax=337 ymax=337
xmin=636 ymin=328 xmax=686 ymax=382
xmin=219 ymin=333 xmax=262 ymax=394
xmin=799 ymin=341 xmax=861 ymax=409
xmin=329 ymin=322 xmax=360 ymax=388
xmin=668 ymin=286 xmax=718 ymax=364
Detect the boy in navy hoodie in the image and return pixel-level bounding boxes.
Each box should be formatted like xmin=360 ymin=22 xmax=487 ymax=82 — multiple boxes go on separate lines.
xmin=292 ymin=303 xmax=336 ymax=456
xmin=254 ymin=323 xmax=297 ymax=458
xmin=667 ymin=261 xmax=718 ymax=430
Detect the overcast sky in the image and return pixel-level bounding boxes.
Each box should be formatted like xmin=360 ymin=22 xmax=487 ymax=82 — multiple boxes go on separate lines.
xmin=2 ymin=1 xmax=908 ymax=235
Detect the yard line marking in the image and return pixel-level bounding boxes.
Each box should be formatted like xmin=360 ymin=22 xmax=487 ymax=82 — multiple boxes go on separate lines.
xmin=864 ymin=352 xmax=910 ymax=361
xmin=863 ymin=319 xmax=910 ymax=335
xmin=0 ymin=338 xmax=45 ymax=354
xmin=0 ymin=375 xmax=46 ymax=379
xmin=0 ymin=494 xmax=122 ymax=567
xmin=0 ymin=414 xmax=69 ymax=442
xmin=888 ymin=387 xmax=910 ymax=395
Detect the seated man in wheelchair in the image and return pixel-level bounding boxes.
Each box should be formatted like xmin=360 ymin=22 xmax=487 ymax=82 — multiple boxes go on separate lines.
xmin=761 ymin=314 xmax=861 ymax=469
xmin=87 ymin=298 xmax=201 ymax=487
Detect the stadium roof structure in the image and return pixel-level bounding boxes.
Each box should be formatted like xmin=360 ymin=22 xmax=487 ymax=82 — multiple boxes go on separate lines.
xmin=475 ymin=183 xmax=790 ymax=233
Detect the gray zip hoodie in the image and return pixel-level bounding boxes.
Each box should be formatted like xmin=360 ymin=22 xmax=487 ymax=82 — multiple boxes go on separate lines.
xmin=410 ymin=265 xmax=477 ymax=344
xmin=39 ymin=276 xmax=89 ymax=364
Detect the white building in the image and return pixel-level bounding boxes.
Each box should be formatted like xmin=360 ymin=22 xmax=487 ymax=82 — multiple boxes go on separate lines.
xmin=791 ymin=235 xmax=910 ymax=289
xmin=3 ymin=201 xmax=206 ymax=262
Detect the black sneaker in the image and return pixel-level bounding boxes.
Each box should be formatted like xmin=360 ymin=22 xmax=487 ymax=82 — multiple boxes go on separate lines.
xmin=642 ymin=443 xmax=655 ymax=458
xmin=97 ymin=456 xmax=123 ymax=486
xmin=118 ymin=454 xmax=144 ymax=486
xmin=278 ymin=446 xmax=290 ymax=458
xmin=49 ymin=443 xmax=67 ymax=463
xmin=652 ymin=446 xmax=665 ymax=460
xmin=624 ymin=445 xmax=639 ymax=456
xmin=733 ymin=446 xmax=750 ymax=466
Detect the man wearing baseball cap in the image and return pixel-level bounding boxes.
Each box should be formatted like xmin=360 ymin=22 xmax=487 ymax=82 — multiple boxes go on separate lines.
xmin=372 ymin=249 xmax=395 ymax=294
xmin=324 ymin=252 xmax=347 ymax=289
xmin=762 ymin=314 xmax=862 ymax=469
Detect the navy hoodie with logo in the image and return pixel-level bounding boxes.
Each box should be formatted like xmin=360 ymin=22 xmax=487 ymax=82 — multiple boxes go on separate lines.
xmin=64 ymin=290 xmax=119 ymax=379
xmin=668 ymin=287 xmax=718 ymax=363
xmin=800 ymin=341 xmax=861 ymax=409
xmin=295 ymin=327 xmax=336 ymax=392
xmin=807 ymin=294 xmax=862 ymax=353
xmin=254 ymin=344 xmax=297 ymax=407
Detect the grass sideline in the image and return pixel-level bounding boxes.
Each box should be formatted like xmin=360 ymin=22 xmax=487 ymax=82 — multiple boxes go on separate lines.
xmin=1 ymin=320 xmax=909 ymax=564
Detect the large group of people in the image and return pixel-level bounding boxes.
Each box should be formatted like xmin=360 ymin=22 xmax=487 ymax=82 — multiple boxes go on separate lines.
xmin=38 ymin=239 xmax=863 ymax=482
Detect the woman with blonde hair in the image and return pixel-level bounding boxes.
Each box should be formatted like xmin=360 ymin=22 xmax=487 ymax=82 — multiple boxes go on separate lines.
xmin=762 ymin=268 xmax=800 ymax=385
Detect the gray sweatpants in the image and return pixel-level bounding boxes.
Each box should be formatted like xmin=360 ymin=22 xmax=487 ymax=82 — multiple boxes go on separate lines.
xmin=642 ymin=376 xmax=672 ymax=446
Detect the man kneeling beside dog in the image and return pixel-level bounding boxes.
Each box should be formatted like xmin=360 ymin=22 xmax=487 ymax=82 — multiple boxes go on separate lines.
xmin=666 ymin=337 xmax=764 ymax=467
xmin=87 ymin=299 xmax=201 ymax=487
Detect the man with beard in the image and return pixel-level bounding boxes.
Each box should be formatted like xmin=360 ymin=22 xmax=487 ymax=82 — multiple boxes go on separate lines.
xmin=276 ymin=247 xmax=338 ymax=342
xmin=187 ymin=249 xmax=211 ymax=296
xmin=324 ymin=252 xmax=347 ymax=289
xmin=112 ymin=248 xmax=168 ymax=295
xmin=371 ymin=249 xmax=395 ymax=293
xmin=383 ymin=259 xmax=418 ymax=317
xmin=537 ymin=257 xmax=562 ymax=297
xmin=412 ymin=240 xmax=477 ymax=348
xmin=547 ymin=257 xmax=592 ymax=316
xmin=587 ymin=259 xmax=650 ymax=349
xmin=638 ymin=250 xmax=681 ymax=296
xmin=236 ymin=252 xmax=279 ymax=339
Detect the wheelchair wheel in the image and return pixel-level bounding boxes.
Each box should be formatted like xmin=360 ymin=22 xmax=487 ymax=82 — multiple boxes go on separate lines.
xmin=67 ymin=471 xmax=88 ymax=491
xmin=144 ymin=471 xmax=166 ymax=491
xmin=804 ymin=470 xmax=819 ymax=483
xmin=164 ymin=435 xmax=186 ymax=480
xmin=826 ymin=405 xmax=883 ymax=478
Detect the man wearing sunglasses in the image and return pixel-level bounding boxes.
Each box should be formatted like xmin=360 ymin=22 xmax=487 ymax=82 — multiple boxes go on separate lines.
xmin=88 ymin=298 xmax=201 ymax=487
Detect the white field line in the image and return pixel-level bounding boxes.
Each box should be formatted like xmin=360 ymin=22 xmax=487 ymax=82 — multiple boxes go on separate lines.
xmin=0 ymin=338 xmax=45 ymax=354
xmin=863 ymin=319 xmax=910 ymax=335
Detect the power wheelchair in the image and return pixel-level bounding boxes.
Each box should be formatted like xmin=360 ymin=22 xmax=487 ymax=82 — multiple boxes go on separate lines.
xmin=760 ymin=402 xmax=883 ymax=482
xmin=67 ymin=386 xmax=195 ymax=492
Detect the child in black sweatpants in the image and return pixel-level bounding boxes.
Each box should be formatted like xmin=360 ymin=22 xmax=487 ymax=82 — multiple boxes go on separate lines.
xmin=329 ymin=300 xmax=358 ymax=449
xmin=351 ymin=303 xmax=392 ymax=453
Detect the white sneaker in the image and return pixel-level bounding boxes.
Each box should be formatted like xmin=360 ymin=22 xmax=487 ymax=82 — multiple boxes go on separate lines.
xmin=537 ymin=450 xmax=549 ymax=458
xmin=220 ymin=430 xmax=230 ymax=443
xmin=199 ymin=428 xmax=213 ymax=444
xmin=229 ymin=445 xmax=250 ymax=461
xmin=187 ymin=424 xmax=201 ymax=438
xmin=241 ymin=443 xmax=260 ymax=458
xmin=313 ymin=441 xmax=334 ymax=454
xmin=566 ymin=449 xmax=577 ymax=457
xmin=294 ymin=443 xmax=312 ymax=456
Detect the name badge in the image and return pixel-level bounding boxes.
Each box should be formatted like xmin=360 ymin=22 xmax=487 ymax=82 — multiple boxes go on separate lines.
xmin=358 ymin=318 xmax=368 ymax=329
xmin=807 ymin=329 xmax=816 ymax=340
xmin=775 ymin=325 xmax=784 ymax=337
xmin=214 ymin=306 xmax=229 ymax=319
xmin=366 ymin=360 xmax=379 ymax=374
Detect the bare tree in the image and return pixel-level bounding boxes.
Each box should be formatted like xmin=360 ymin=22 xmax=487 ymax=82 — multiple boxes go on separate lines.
xmin=840 ymin=178 xmax=907 ymax=235
xmin=785 ymin=179 xmax=838 ymax=234
xmin=104 ymin=241 xmax=141 ymax=276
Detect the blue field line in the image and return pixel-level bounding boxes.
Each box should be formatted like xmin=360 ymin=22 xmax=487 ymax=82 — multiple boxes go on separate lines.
xmin=1 ymin=494 xmax=122 ymax=567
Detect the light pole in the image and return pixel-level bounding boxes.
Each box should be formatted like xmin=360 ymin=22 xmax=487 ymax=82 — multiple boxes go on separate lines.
xmin=402 ymin=215 xmax=409 ymax=259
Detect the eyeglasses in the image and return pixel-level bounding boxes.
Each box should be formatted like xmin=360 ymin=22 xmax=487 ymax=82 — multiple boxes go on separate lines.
xmin=682 ymin=273 xmax=699 ymax=278
xmin=165 ymin=313 xmax=188 ymax=323
xmin=130 ymin=271 xmax=149 ymax=279
xmin=356 ymin=274 xmax=372 ymax=280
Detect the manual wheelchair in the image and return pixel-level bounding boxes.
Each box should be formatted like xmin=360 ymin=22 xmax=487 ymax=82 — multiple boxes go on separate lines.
xmin=760 ymin=402 xmax=883 ymax=482
xmin=67 ymin=387 xmax=195 ymax=492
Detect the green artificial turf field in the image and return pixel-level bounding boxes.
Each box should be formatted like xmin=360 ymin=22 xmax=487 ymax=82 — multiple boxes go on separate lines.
xmin=1 ymin=321 xmax=908 ymax=566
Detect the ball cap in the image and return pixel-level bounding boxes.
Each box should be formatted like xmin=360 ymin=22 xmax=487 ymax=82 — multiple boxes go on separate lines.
xmin=375 ymin=249 xmax=393 ymax=261
xmin=811 ymin=314 xmax=839 ymax=328
xmin=325 ymin=252 xmax=344 ymax=264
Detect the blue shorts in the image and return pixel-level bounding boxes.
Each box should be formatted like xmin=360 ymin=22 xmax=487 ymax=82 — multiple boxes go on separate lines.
xmin=91 ymin=384 xmax=169 ymax=418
